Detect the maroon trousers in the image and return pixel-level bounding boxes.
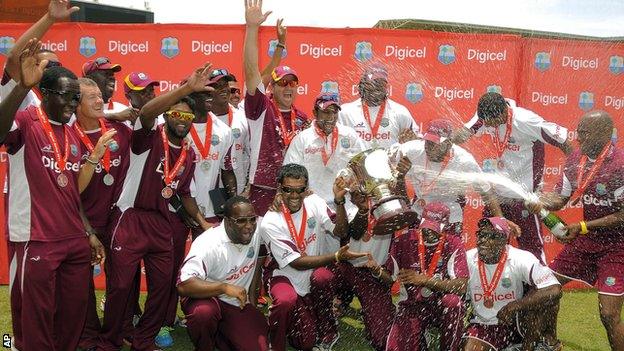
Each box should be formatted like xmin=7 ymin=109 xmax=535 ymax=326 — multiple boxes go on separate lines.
xmin=386 ymin=294 xmax=465 ymax=351
xmin=96 ymin=208 xmax=174 ymax=351
xmin=330 ymin=262 xmax=395 ymax=351
xmin=21 ymin=237 xmax=92 ymax=351
xmin=8 ymin=241 xmax=26 ymax=351
xmin=266 ymin=268 xmax=336 ymax=351
xmin=181 ymin=297 xmax=269 ymax=351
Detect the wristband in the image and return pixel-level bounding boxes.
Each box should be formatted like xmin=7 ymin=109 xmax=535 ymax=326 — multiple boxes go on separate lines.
xmin=334 ymin=197 xmax=346 ymax=206
xmin=85 ymin=157 xmax=99 ymax=166
xmin=276 ymin=42 xmax=286 ymax=49
xmin=579 ymin=221 xmax=589 ymax=235
xmin=334 ymin=251 xmax=340 ymax=262
xmin=371 ymin=266 xmax=383 ymax=279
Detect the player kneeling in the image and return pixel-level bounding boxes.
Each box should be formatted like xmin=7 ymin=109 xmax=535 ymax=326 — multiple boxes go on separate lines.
xmin=463 ymin=217 xmax=562 ymax=351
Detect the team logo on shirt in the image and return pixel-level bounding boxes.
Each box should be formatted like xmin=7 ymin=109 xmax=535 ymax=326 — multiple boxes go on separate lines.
xmin=578 ymin=91 xmax=595 ymax=111
xmin=340 ymin=137 xmax=350 ymax=148
xmin=307 ymin=217 xmax=317 ymax=229
xmin=534 ymin=52 xmax=551 ymax=72
xmin=437 ymin=45 xmax=456 ymax=65
xmin=501 ymin=277 xmax=512 ymax=288
xmin=268 ymin=39 xmax=287 ymax=58
xmin=605 ymin=276 xmax=616 ymax=286
xmin=354 ymin=41 xmax=373 ymax=62
xmin=521 ymin=210 xmax=529 ymax=218
xmin=232 ymin=128 xmax=242 ymax=139
xmin=210 ymin=134 xmax=221 ymax=146
xmin=486 ymin=85 xmax=502 ymax=94
xmin=70 ymin=144 xmax=79 ymax=156
xmin=160 ymin=37 xmax=180 ymax=59
xmin=0 ymin=36 xmax=15 ymax=56
xmin=247 ymin=246 xmax=255 ymax=258
xmin=79 ymin=37 xmax=97 ymax=58
xmin=405 ymin=83 xmax=424 ymax=104
xmin=596 ymin=183 xmax=607 ymax=196
xmin=609 ymin=56 xmax=624 ymax=75
xmin=320 ymin=81 xmax=340 ymax=96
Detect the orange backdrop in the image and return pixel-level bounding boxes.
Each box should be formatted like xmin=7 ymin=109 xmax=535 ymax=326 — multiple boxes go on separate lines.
xmin=0 ymin=23 xmax=622 ymax=290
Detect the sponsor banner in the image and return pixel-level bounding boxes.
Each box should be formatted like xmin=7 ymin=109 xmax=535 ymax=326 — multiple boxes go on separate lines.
xmin=0 ymin=23 xmax=620 ymax=290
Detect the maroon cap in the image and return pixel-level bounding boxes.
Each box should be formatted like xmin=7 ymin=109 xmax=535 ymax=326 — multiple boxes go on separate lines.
xmin=314 ymin=93 xmax=341 ymax=110
xmin=123 ymin=72 xmax=158 ymax=94
xmin=82 ymin=57 xmax=121 ymax=76
xmin=478 ymin=217 xmax=511 ymax=237
xmin=271 ymin=65 xmax=298 ymax=82
xmin=419 ymin=202 xmax=450 ymax=233
xmin=361 ymin=63 xmax=388 ymax=82
xmin=423 ymin=119 xmax=453 ymax=144
xmin=207 ymin=68 xmax=235 ymax=86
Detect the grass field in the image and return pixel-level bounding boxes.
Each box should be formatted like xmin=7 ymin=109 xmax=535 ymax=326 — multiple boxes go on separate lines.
xmin=0 ymin=287 xmax=617 ymax=350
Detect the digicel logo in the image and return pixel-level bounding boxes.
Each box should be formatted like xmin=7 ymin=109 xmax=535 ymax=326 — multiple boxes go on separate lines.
xmin=109 ymin=40 xmax=149 ymax=55
xmin=604 ymin=95 xmax=624 ymax=110
xmin=531 ymin=91 xmax=568 ymax=106
xmin=434 ymin=87 xmax=474 ymax=101
xmin=562 ymin=56 xmax=598 ymax=70
xmin=357 ymin=130 xmax=391 ymax=142
xmin=385 ymin=45 xmax=426 ymax=61
xmin=467 ymin=49 xmax=507 ymax=63
xmin=40 ymin=40 xmax=67 ymax=52
xmin=299 ymin=43 xmax=342 ymax=58
xmin=191 ymin=40 xmax=233 ymax=56
xmin=473 ymin=291 xmax=516 ymax=302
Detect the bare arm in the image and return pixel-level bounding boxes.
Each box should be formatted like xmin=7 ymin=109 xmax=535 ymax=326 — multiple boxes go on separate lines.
xmin=5 ymin=0 xmax=79 ymax=81
xmin=586 ymin=207 xmax=624 ymax=232
xmin=289 ymin=244 xmax=367 ymax=271
xmin=243 ymin=0 xmax=272 ymax=96
xmin=177 ymin=277 xmax=248 ymax=309
xmin=451 ymin=126 xmax=474 ymax=145
xmin=260 ymin=18 xmax=286 ymax=86
xmin=422 ymin=277 xmax=468 ymax=295
xmin=181 ymin=195 xmax=211 ymax=231
xmin=558 ymin=139 xmax=573 ymax=156
xmin=332 ymin=177 xmax=349 ymax=239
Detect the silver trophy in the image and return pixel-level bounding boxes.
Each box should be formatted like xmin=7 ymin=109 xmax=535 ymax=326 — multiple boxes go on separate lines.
xmin=338 ymin=148 xmax=418 ymax=235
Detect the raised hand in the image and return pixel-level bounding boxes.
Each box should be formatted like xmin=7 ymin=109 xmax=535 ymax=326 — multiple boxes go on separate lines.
xmin=276 ymin=18 xmax=287 ymax=44
xmin=91 ymin=129 xmax=118 ymax=161
xmin=186 ymin=63 xmax=214 ymax=93
xmin=396 ymin=155 xmax=412 ymax=178
xmin=336 ymin=244 xmax=368 ymax=261
xmin=48 ymin=0 xmax=80 ymax=22
xmin=245 ymin=0 xmax=272 ymax=27
xmin=332 ymin=176 xmax=349 ymax=202
xmin=19 ymin=39 xmax=48 ymax=89
xmin=397 ymin=269 xmax=428 ymax=286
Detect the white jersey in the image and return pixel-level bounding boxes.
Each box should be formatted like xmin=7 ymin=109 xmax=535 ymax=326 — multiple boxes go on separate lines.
xmin=392 ymin=140 xmax=489 ymax=224
xmin=178 ymin=223 xmax=261 ymax=307
xmin=339 ymin=98 xmax=418 ymax=150
xmin=187 ymin=115 xmax=235 ymax=218
xmin=0 ymin=78 xmax=40 ymax=110
xmin=466 ymin=245 xmax=559 ymax=325
xmin=346 ymin=207 xmax=392 ymax=267
xmin=465 ymin=99 xmax=567 ymax=199
xmin=215 ymin=108 xmax=250 ymax=194
xmin=260 ymin=194 xmax=336 ymax=296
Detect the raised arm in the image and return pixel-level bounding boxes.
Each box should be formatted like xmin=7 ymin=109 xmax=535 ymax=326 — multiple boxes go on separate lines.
xmin=5 ymin=0 xmax=78 ymax=81
xmin=243 ymin=0 xmax=272 ymax=95
xmin=0 ymin=39 xmax=46 ymax=141
xmin=260 ymin=18 xmax=286 ymax=86
xmin=139 ymin=63 xmax=212 ymax=130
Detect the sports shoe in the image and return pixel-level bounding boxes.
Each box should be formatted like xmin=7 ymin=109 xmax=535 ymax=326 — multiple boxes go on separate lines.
xmin=154 ymin=326 xmax=174 ymax=348
xmin=312 ymin=332 xmax=340 ymax=351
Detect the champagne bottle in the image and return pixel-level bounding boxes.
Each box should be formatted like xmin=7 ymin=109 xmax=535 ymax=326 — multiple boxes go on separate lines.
xmin=538 ymin=209 xmax=569 ymax=239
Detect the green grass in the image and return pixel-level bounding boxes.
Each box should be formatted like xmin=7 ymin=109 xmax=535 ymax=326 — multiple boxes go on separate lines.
xmin=0 ymin=287 xmax=617 ymax=350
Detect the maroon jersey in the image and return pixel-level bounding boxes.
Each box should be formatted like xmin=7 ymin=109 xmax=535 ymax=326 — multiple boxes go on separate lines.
xmin=2 ymin=105 xmax=85 ymax=242
xmin=386 ymin=229 xmax=468 ymax=305
xmin=116 ymin=120 xmax=196 ymax=221
xmin=244 ymin=83 xmax=308 ymax=188
xmin=556 ymin=145 xmax=624 ymax=246
xmin=78 ymin=120 xmax=132 ymax=228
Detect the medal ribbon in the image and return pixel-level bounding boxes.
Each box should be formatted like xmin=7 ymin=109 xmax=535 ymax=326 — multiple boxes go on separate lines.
xmin=160 ymin=127 xmax=188 ymax=186
xmin=492 ymin=108 xmax=513 ymax=159
xmin=570 ymin=143 xmax=611 ymax=204
xmin=477 ymin=248 xmax=508 ymax=301
xmin=417 ymin=230 xmax=447 ymax=277
xmin=280 ymin=202 xmax=308 ymax=253
xmin=107 ymin=100 xmax=114 ymax=110
xmin=272 ymin=99 xmax=297 ymax=146
xmin=313 ymin=123 xmax=338 ymax=166
xmin=361 ymin=100 xmax=387 ymax=138
xmin=73 ymin=119 xmax=111 ymax=173
xmin=36 ymin=107 xmax=69 ymax=172
xmin=420 ymin=149 xmax=453 ymax=200
xmin=227 ymin=106 xmax=233 ymax=127
xmin=189 ymin=115 xmax=214 ymax=160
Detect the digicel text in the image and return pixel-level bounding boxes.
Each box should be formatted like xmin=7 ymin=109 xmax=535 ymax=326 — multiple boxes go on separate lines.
xmin=473 ymin=291 xmax=516 ymax=302
xmin=434 ymin=87 xmax=474 ymax=101
xmin=40 ymin=40 xmax=67 ymax=52
xmin=191 ymin=40 xmax=233 ymax=56
xmin=604 ymin=95 xmax=624 ymax=110
xmin=562 ymin=56 xmax=598 ymax=70
xmin=531 ymin=91 xmax=568 ymax=106
xmin=385 ymin=45 xmax=426 ymax=60
xmin=467 ymin=49 xmax=507 ymax=63
xmin=357 ymin=130 xmax=391 ymax=142
xmin=299 ymin=44 xmax=342 ymax=58
xmin=109 ymin=40 xmax=149 ymax=55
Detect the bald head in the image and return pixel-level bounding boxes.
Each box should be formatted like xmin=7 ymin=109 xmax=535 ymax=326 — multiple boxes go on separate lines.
xmin=577 ymin=110 xmax=613 ymax=157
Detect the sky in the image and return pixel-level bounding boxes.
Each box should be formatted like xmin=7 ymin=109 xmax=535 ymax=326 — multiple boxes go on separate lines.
xmin=87 ymin=0 xmax=624 ymax=37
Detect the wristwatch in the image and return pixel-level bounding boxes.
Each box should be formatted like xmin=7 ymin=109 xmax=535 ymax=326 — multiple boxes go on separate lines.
xmin=334 ymin=197 xmax=346 ymax=206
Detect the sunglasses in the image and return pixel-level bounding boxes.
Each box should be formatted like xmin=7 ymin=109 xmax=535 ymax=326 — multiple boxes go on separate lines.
xmin=45 ymin=61 xmax=62 ymax=69
xmin=281 ymin=186 xmax=307 ymax=194
xmin=165 ymin=110 xmax=195 ymax=121
xmin=274 ymin=79 xmax=298 ymax=88
xmin=42 ymin=88 xmax=81 ymax=102
xmin=210 ymin=69 xmax=229 ymax=79
xmin=230 ymin=88 xmax=241 ymax=95
xmin=476 ymin=230 xmax=506 ymax=241
xmin=227 ymin=216 xmax=258 ymax=225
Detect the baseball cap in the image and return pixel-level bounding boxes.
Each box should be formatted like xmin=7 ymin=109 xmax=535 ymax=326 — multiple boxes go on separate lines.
xmin=361 ymin=63 xmax=388 ymax=82
xmin=314 ymin=93 xmax=341 ymax=110
xmin=123 ymin=72 xmax=158 ymax=94
xmin=423 ymin=119 xmax=453 ymax=144
xmin=271 ymin=65 xmax=298 ymax=82
xmin=207 ymin=68 xmax=235 ymax=86
xmin=419 ymin=202 xmax=450 ymax=233
xmin=82 ymin=57 xmax=121 ymax=76
xmin=478 ymin=217 xmax=511 ymax=237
